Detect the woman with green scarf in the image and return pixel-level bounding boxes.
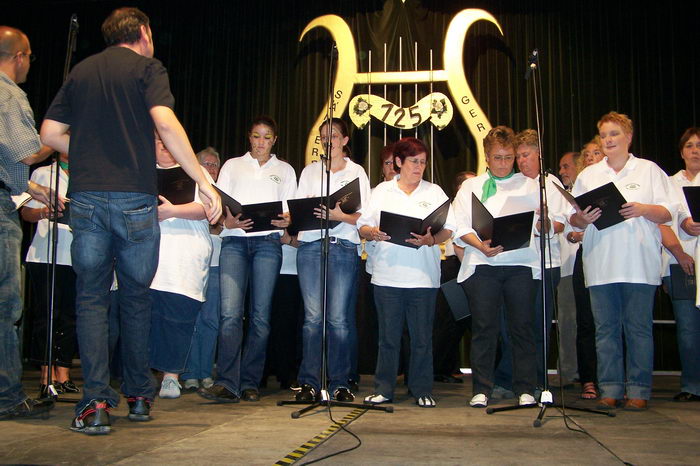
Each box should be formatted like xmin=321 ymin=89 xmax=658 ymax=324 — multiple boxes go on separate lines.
xmin=452 ymin=126 xmax=548 ymax=409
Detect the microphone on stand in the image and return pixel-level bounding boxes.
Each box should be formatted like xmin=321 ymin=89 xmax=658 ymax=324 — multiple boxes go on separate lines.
xmin=524 ymin=48 xmax=538 ymax=81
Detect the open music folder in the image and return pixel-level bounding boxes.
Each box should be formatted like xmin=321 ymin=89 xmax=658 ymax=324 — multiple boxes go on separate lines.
xmin=287 ymin=178 xmax=361 ymax=233
xmin=379 ymin=198 xmax=450 ymax=249
xmin=471 ymin=193 xmax=534 ymax=252
xmin=214 ymin=185 xmax=283 ymax=233
xmin=554 ymin=181 xmax=626 ymax=230
xmin=157 ymin=166 xmax=197 ymax=205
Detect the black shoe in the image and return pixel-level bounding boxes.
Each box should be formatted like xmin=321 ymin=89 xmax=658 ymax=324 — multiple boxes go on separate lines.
xmin=673 ymin=391 xmax=700 ymax=402
xmin=60 ymin=380 xmax=81 ymax=394
xmin=333 ymin=387 xmax=355 ymax=402
xmin=127 ymin=396 xmax=152 ymax=422
xmin=70 ymin=400 xmax=111 ymax=435
xmin=347 ymin=379 xmax=360 ymax=393
xmin=242 ymin=389 xmax=260 ymax=402
xmin=434 ymin=374 xmax=463 ymax=384
xmin=295 ymin=384 xmax=318 ymax=402
xmin=197 ymin=384 xmax=240 ymax=403
xmin=0 ymin=398 xmax=54 ymax=420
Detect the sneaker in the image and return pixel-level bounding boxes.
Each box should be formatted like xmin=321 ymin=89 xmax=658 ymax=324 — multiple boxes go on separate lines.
xmin=364 ymin=393 xmax=392 ymax=404
xmin=70 ymin=400 xmax=111 ymax=435
xmin=201 ymin=377 xmax=215 ymax=389
xmin=60 ymin=380 xmax=81 ymax=393
xmin=333 ymin=387 xmax=355 ymax=402
xmin=242 ymin=389 xmax=260 ymax=402
xmin=469 ymin=393 xmax=488 ymax=408
xmin=127 ymin=396 xmax=152 ymax=422
xmin=416 ymin=395 xmax=437 ymax=408
xmin=159 ymin=376 xmax=181 ymax=399
xmin=289 ymin=381 xmax=301 ymax=391
xmin=519 ymin=393 xmax=537 ymax=406
xmin=295 ymin=384 xmax=318 ymax=402
xmin=0 ymin=398 xmax=54 ymax=420
xmin=182 ymin=379 xmax=199 ymax=393
xmin=197 ymin=384 xmax=240 ymax=403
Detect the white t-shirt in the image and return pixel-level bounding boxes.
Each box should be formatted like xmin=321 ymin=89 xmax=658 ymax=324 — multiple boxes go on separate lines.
xmin=295 ymin=158 xmax=371 ymax=244
xmin=559 ymin=222 xmax=579 ymax=278
xmin=280 ymin=244 xmax=298 ymax=275
xmin=530 ymin=174 xmax=568 ymax=269
xmin=356 ymin=177 xmax=456 ymax=289
xmin=150 ymin=165 xmax=213 ymax=302
xmin=453 ymin=172 xmax=543 ymax=282
xmin=209 ymin=232 xmax=222 ymax=268
xmin=25 ymin=163 xmax=72 ymax=266
xmin=217 ymin=152 xmax=297 ymax=238
xmin=570 ymin=154 xmax=674 ymax=287
xmin=661 ymin=170 xmax=698 ymax=276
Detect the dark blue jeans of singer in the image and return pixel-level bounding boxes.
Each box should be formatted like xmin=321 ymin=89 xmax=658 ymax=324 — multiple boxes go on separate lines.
xmin=296 ymin=238 xmax=358 ymax=394
xmin=0 ymin=191 xmax=26 ymax=414
xmin=69 ymin=191 xmax=160 ymax=415
xmin=462 ymin=265 xmax=537 ymax=398
xmin=373 ymin=286 xmax=438 ymax=399
xmin=149 ymin=290 xmax=201 ymax=373
xmin=217 ymin=234 xmax=282 ymax=395
xmin=182 ymin=265 xmax=220 ymax=380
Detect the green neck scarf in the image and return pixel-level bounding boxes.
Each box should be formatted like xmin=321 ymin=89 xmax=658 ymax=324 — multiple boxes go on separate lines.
xmin=58 ymin=160 xmax=69 ymax=171
xmin=481 ymin=168 xmax=514 ymax=202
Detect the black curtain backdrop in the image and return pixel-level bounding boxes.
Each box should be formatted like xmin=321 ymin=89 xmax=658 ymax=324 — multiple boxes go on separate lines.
xmin=7 ymin=0 xmax=698 ymax=371
xmin=5 ymin=0 xmax=698 ymax=192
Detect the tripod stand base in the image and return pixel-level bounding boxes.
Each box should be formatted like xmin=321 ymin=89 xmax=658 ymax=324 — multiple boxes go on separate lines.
xmin=486 ymin=402 xmax=615 ymax=427
xmin=278 ymin=399 xmax=393 ymax=418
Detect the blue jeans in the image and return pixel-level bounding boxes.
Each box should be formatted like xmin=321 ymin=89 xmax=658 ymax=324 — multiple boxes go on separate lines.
xmin=373 ymin=286 xmax=437 ymax=399
xmin=182 ymin=266 xmax=220 ymax=380
xmin=149 ymin=290 xmax=201 ymax=373
xmin=217 ymin=235 xmax=281 ymax=394
xmin=297 ymin=239 xmax=358 ymax=393
xmin=663 ymin=276 xmax=700 ymax=395
xmin=70 ymin=191 xmax=160 ymax=414
xmin=0 ymin=191 xmax=26 ymax=413
xmin=589 ymin=282 xmax=656 ymax=400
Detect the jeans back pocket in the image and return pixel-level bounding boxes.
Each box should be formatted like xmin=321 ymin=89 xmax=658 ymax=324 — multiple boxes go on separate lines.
xmin=68 ymin=198 xmax=97 ymax=233
xmin=123 ymin=204 xmax=157 ymax=243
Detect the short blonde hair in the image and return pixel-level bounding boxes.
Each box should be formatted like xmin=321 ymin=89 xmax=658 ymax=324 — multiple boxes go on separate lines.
xmin=515 ymin=129 xmax=539 ymax=150
xmin=483 ymin=126 xmax=516 ymax=156
xmin=597 ymin=111 xmax=633 ymax=135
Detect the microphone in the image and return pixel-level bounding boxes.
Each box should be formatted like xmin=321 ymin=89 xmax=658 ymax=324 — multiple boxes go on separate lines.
xmin=524 ymin=49 xmax=538 ymax=80
xmin=70 ymin=13 xmax=79 ymax=32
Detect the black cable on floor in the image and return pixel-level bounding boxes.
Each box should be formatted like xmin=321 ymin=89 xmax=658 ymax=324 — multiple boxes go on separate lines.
xmin=299 ymin=403 xmax=364 ymax=465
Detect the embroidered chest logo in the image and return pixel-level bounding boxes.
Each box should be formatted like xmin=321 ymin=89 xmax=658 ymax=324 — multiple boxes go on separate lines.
xmin=339 ymin=180 xmax=350 ymax=187
xmin=418 ymin=201 xmax=431 ymax=209
xmin=269 ymin=175 xmax=282 ymax=184
xmin=625 ymin=182 xmax=640 ymax=190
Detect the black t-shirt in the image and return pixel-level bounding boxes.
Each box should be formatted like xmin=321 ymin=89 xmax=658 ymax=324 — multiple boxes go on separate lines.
xmin=45 ymin=46 xmax=175 ymax=195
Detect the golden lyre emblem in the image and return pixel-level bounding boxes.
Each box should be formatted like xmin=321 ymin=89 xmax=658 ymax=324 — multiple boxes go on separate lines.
xmin=300 ymin=9 xmax=504 ymax=174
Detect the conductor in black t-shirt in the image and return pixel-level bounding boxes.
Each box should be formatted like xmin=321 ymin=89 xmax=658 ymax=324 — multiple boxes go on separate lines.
xmin=40 ymin=7 xmax=221 ymax=435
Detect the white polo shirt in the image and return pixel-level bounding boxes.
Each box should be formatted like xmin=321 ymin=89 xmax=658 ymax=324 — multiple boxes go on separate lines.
xmin=570 ymin=154 xmax=674 ymax=287
xmin=150 ymin=166 xmax=213 ymax=302
xmin=454 ymin=172 xmax=542 ymax=282
xmin=25 ymin=163 xmax=72 ymax=266
xmin=217 ymin=152 xmax=297 ymax=237
xmin=661 ymin=170 xmax=698 ymax=276
xmin=295 ymin=158 xmax=371 ymax=244
xmin=357 ymin=177 xmax=456 ymax=289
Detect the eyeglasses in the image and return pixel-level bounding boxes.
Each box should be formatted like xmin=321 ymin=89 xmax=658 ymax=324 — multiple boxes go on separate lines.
xmin=383 ymin=160 xmax=393 ymax=166
xmin=201 ymin=162 xmax=219 ymax=168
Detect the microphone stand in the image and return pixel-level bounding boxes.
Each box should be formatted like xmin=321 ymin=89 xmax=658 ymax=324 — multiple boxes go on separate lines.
xmin=486 ymin=49 xmax=613 ymax=426
xmin=41 ymin=13 xmax=79 ymax=403
xmin=278 ymin=42 xmax=390 ymax=418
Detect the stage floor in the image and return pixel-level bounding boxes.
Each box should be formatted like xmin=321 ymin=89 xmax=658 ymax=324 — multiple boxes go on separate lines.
xmin=2 ymin=369 xmax=699 ymax=465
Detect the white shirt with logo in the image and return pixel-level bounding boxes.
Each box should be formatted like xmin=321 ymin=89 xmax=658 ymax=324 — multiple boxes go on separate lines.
xmin=295 ymin=158 xmax=371 ymax=244
xmin=453 ymin=172 xmax=543 ymax=282
xmin=217 ymin=152 xmax=297 ymax=238
xmin=570 ymin=154 xmax=674 ymax=287
xmin=661 ymin=170 xmax=698 ymax=275
xmin=357 ymin=177 xmax=456 ymax=289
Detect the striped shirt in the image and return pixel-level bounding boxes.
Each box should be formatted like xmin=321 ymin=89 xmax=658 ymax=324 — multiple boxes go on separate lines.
xmin=0 ymin=71 xmax=40 ymax=194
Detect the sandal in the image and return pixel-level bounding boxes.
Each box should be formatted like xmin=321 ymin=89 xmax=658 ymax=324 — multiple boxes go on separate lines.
xmin=580 ymin=382 xmax=598 ymax=400
xmin=416 ymin=395 xmax=436 ymax=408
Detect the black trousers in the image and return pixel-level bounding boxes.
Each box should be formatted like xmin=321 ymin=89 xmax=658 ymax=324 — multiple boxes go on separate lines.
xmin=572 ymin=248 xmax=597 ymax=384
xmin=462 ymin=265 xmax=537 ymax=397
xmin=27 ymin=262 xmax=77 ymax=367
